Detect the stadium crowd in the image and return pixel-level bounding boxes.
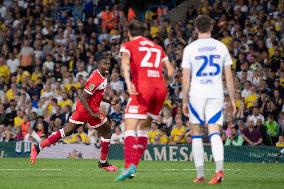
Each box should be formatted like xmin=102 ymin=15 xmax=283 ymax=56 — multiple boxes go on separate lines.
xmin=0 ymin=0 xmax=283 ymax=147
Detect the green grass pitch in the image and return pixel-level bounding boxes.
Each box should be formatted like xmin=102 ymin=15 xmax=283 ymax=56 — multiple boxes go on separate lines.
xmin=0 ymin=158 xmax=283 ymax=189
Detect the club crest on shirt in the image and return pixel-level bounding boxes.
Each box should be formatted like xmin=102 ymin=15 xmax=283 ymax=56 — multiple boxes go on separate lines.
xmin=89 ymin=83 xmax=95 ymax=91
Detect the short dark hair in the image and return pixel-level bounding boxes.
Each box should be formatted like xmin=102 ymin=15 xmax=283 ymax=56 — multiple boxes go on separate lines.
xmin=97 ymin=55 xmax=110 ymax=65
xmin=127 ymin=20 xmax=145 ymax=37
xmin=195 ymin=15 xmax=213 ymax=33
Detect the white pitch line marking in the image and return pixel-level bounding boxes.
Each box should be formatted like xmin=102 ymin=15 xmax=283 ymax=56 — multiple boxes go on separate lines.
xmin=162 ymin=168 xmax=241 ymax=171
xmin=138 ymin=168 xmax=241 ymax=172
xmin=0 ymin=168 xmax=62 ymax=171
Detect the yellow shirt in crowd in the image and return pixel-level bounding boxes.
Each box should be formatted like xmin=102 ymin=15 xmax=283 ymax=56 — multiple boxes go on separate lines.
xmin=276 ymin=142 xmax=284 ymax=148
xmin=14 ymin=116 xmax=23 ymax=127
xmin=64 ymin=82 xmax=81 ymax=91
xmin=63 ymin=133 xmax=90 ymax=144
xmin=31 ymin=72 xmax=42 ymax=82
xmin=245 ymin=94 xmax=258 ymax=109
xmin=150 ymin=25 xmax=159 ymax=38
xmin=171 ymin=126 xmax=186 ymax=143
xmin=221 ymin=36 xmax=233 ymax=47
xmin=148 ymin=130 xmax=160 ymax=143
xmin=160 ymin=133 xmax=169 ymax=144
xmin=17 ymin=71 xmax=30 ymax=83
xmin=0 ymin=64 xmax=10 ymax=79
xmin=58 ymin=99 xmax=73 ymax=108
xmin=6 ymin=89 xmax=14 ymax=101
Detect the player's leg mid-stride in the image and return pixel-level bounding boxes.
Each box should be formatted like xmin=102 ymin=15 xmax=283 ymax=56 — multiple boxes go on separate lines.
xmin=30 ymin=120 xmax=118 ymax=172
xmin=115 ymin=118 xmax=150 ymax=181
xmin=115 ymin=19 xmax=173 ymax=181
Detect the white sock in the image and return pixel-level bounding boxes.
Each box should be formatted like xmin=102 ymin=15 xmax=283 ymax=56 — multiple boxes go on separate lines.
xmin=210 ymin=133 xmax=224 ymax=172
xmin=192 ymin=137 xmax=204 ymax=178
xmin=137 ymin=130 xmax=148 ymax=138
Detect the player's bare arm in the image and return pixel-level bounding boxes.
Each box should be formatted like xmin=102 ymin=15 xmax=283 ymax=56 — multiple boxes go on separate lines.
xmin=182 ymin=68 xmax=191 ymax=117
xmin=224 ymin=65 xmax=236 ymax=115
xmin=163 ymin=59 xmax=174 ymax=78
xmin=79 ymin=90 xmax=100 ymax=119
xmin=103 ymin=96 xmax=120 ymax=105
xmin=121 ymin=52 xmax=138 ymax=95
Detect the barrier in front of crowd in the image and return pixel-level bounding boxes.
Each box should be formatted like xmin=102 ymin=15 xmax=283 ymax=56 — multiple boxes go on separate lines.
xmin=0 ymin=142 xmax=283 ymax=163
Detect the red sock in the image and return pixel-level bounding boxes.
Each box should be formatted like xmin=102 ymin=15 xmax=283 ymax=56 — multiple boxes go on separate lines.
xmin=134 ymin=130 xmax=148 ymax=166
xmin=40 ymin=129 xmax=64 ymax=148
xmin=124 ymin=130 xmax=137 ymax=168
xmin=100 ymin=138 xmax=110 ymax=161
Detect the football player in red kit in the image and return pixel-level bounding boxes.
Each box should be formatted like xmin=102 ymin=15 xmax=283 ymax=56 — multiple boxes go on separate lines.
xmin=116 ymin=20 xmax=174 ymax=181
xmin=30 ymin=56 xmax=119 ymax=172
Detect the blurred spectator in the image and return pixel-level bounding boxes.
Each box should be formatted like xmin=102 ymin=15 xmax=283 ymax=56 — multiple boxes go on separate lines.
xmin=20 ymin=115 xmax=30 ymax=138
xmin=6 ymin=53 xmax=19 ymax=75
xmin=248 ymin=107 xmax=264 ymax=126
xmin=255 ymin=118 xmax=268 ymax=145
xmin=279 ymin=112 xmax=284 ymax=135
xmin=110 ymin=72 xmax=124 ymax=93
xmin=170 ymin=117 xmax=186 ymax=144
xmin=110 ymin=126 xmax=124 ymax=144
xmin=64 ymin=126 xmax=90 ymax=144
xmin=61 ymin=105 xmax=72 ymax=124
xmin=0 ymin=57 xmax=9 ymax=81
xmin=87 ymin=125 xmax=99 ymax=144
xmin=19 ymin=39 xmax=34 ymax=72
xmin=110 ymin=104 xmax=122 ymax=125
xmin=159 ymin=125 xmax=169 ymax=144
xmin=225 ymin=126 xmax=244 ymax=146
xmin=0 ymin=125 xmax=16 ymax=141
xmin=24 ymin=127 xmax=41 ymax=143
xmin=264 ymin=114 xmax=280 ymax=145
xmin=242 ymin=119 xmax=263 ymax=146
xmin=148 ymin=120 xmax=160 ymax=144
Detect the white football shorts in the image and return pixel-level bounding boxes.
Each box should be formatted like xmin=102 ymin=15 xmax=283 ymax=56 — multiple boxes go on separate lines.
xmin=188 ymin=96 xmax=224 ymax=126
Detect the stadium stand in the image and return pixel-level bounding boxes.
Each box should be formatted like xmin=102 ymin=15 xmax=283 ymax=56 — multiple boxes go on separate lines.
xmin=0 ymin=0 xmax=283 ymax=147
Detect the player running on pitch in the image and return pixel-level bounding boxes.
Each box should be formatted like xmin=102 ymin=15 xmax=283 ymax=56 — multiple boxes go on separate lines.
xmin=182 ymin=15 xmax=236 ymax=184
xmin=30 ymin=56 xmax=119 ymax=172
xmin=116 ymin=20 xmax=174 ymax=181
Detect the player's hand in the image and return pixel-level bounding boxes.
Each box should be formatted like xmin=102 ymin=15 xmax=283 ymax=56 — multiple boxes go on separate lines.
xmin=182 ymin=100 xmax=189 ymax=117
xmin=110 ymin=96 xmax=120 ymax=105
xmin=127 ymin=82 xmax=139 ymax=95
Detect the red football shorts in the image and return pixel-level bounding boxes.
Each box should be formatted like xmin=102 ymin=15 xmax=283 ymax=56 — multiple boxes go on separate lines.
xmin=125 ymin=86 xmax=166 ymax=120
xmin=69 ymin=108 xmax=107 ymax=128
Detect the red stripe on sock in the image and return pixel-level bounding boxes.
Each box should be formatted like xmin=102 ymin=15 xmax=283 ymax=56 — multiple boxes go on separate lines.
xmin=134 ymin=136 xmax=148 ymax=166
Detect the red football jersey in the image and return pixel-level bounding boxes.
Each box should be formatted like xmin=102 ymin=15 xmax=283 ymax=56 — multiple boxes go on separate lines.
xmin=76 ymin=69 xmax=107 ymax=113
xmin=120 ymin=36 xmax=168 ymax=90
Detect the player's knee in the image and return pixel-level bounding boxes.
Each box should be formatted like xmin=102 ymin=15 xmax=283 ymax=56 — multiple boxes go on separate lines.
xmin=208 ymin=124 xmax=221 ymax=134
xmin=101 ymin=130 xmax=112 ymax=139
xmin=191 ymin=124 xmax=203 ymax=135
xmin=64 ymin=123 xmax=80 ymax=136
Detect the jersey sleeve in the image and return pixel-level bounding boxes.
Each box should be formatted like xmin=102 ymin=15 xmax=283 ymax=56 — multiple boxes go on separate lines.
xmin=223 ymin=46 xmax=233 ymax=66
xmin=181 ymin=46 xmax=191 ymax=69
xmin=119 ymin=42 xmax=131 ymax=58
xmin=161 ymin=49 xmax=169 ymax=62
xmin=84 ymin=72 xmax=101 ymax=95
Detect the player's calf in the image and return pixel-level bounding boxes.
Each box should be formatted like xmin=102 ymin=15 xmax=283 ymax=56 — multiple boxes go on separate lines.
xmin=30 ymin=123 xmax=78 ymax=165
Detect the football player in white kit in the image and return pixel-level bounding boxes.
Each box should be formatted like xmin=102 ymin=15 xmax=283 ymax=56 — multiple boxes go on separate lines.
xmin=182 ymin=15 xmax=236 ymax=184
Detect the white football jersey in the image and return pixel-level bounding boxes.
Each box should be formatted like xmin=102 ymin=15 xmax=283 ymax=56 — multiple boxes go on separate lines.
xmin=182 ymin=38 xmax=232 ymax=99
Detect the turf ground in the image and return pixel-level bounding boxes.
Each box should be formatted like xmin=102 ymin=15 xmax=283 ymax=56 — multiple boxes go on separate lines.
xmin=0 ymin=159 xmax=283 ymax=189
